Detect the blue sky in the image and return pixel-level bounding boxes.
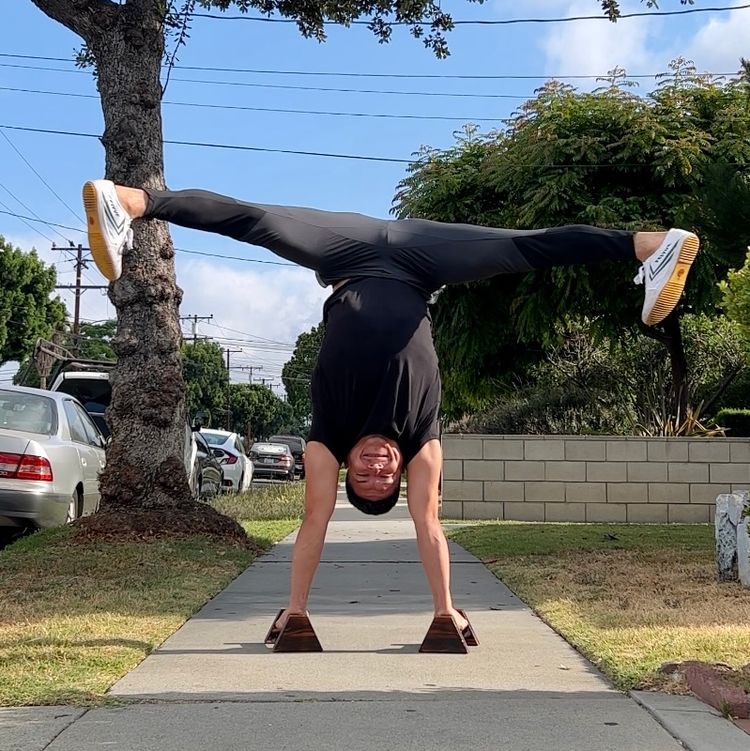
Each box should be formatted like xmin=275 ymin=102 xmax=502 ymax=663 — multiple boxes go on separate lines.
xmin=1 ymin=0 xmax=748 ymax=386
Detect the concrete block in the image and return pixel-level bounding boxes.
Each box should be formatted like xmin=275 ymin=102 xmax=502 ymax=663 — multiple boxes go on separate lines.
xmin=689 ymin=441 xmax=731 ymax=463
xmin=627 ymin=504 xmax=669 ymax=523
xmin=565 ymin=439 xmax=606 ymax=461
xmin=484 ymin=481 xmax=525 ymax=502
xmin=646 ymin=440 xmax=689 ymax=462
xmin=544 ymin=461 xmax=586 ymax=482
xmin=606 ymin=440 xmax=647 ymax=461
xmin=730 ymin=441 xmax=750 ymax=463
xmin=483 ymin=439 xmax=523 ymax=460
xmin=587 ymin=462 xmax=626 ymax=482
xmin=442 ymin=459 xmax=463 ymax=481
xmin=626 ymin=462 xmax=668 ymax=482
xmin=440 ymin=501 xmax=464 ymax=520
xmin=710 ymin=464 xmax=750 ymax=484
xmin=544 ymin=503 xmax=586 ymax=522
xmin=668 ymin=462 xmax=709 ymax=483
xmin=669 ymin=504 xmax=710 ymax=524
xmin=442 ymin=480 xmax=483 ymax=501
xmin=565 ymin=482 xmax=606 ymax=503
xmin=524 ymin=439 xmax=565 ymax=460
xmin=464 ymin=460 xmax=504 ymax=481
xmin=441 ymin=436 xmax=483 ymax=460
xmin=462 ymin=501 xmax=504 ymax=520
xmin=690 ymin=484 xmax=732 ymax=504
xmin=606 ymin=483 xmax=648 ymax=503
xmin=503 ymin=502 xmax=545 ymax=521
xmin=525 ymin=482 xmax=566 ymax=502
xmin=586 ymin=503 xmax=627 ymax=522
xmin=505 ymin=461 xmax=545 ymax=481
xmin=648 ymin=483 xmax=689 ymax=503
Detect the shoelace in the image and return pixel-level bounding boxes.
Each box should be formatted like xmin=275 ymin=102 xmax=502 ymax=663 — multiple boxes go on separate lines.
xmin=633 ymin=265 xmax=646 ymax=285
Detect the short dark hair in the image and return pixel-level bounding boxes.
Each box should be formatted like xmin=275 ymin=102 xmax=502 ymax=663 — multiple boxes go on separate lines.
xmin=345 ymin=472 xmax=401 ymax=515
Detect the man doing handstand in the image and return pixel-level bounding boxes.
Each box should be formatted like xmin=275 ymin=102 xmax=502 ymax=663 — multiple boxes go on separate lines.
xmin=83 ymin=180 xmax=700 ymax=632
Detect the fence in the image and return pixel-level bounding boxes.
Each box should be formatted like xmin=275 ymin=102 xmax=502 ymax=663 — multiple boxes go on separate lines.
xmin=441 ymin=434 xmax=750 ymax=523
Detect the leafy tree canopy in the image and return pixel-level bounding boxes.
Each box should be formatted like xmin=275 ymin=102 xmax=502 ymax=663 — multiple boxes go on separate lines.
xmin=393 ymin=61 xmax=750 ymax=418
xmin=281 ymin=323 xmax=323 ymax=422
xmin=75 ymin=319 xmax=117 ymax=361
xmin=0 ymin=236 xmax=66 ymax=367
xmin=228 ymin=383 xmax=297 ymax=440
xmin=182 ymin=340 xmax=228 ymax=425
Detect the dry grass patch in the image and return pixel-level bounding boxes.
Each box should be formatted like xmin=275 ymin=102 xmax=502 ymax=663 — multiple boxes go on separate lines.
xmin=448 ymin=522 xmax=750 ymax=691
xmin=0 ymin=483 xmax=304 ymax=706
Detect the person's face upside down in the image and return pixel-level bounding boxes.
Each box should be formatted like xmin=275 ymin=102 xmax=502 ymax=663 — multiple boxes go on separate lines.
xmin=346 ymin=435 xmax=403 ymax=501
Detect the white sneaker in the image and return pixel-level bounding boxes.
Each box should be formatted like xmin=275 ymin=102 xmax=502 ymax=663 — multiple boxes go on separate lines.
xmin=634 ymin=229 xmax=700 ymax=326
xmin=82 ymin=179 xmax=133 ymax=281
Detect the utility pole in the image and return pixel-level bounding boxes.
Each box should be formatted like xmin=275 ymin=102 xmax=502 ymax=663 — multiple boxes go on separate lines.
xmin=179 ymin=313 xmax=213 ymax=344
xmin=53 ymin=243 xmax=107 ymax=355
xmin=235 ymin=364 xmax=263 ymax=384
xmin=223 ymin=347 xmax=242 ymax=431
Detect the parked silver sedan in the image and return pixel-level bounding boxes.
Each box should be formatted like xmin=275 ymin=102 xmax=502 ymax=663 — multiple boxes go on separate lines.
xmin=0 ymin=385 xmax=106 ymax=530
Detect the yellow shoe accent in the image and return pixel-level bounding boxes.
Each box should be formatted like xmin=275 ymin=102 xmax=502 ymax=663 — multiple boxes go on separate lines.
xmin=82 ymin=181 xmax=117 ymax=282
xmin=644 ymin=233 xmax=700 ymax=326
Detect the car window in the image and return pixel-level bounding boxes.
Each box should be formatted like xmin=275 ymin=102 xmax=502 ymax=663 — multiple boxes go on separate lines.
xmin=0 ymin=390 xmax=58 ymax=435
xmin=194 ymin=432 xmax=210 ymax=454
xmin=74 ymin=403 xmax=104 ymax=448
xmin=234 ymin=437 xmax=245 ymax=455
xmin=201 ymin=432 xmax=227 ymax=446
xmin=63 ymin=400 xmax=89 ymax=444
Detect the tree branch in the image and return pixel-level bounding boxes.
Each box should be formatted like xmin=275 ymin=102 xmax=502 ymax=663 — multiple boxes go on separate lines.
xmin=30 ymin=0 xmax=114 ymax=39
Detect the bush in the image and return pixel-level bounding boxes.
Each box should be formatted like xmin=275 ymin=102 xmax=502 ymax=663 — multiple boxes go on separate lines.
xmin=714 ymin=408 xmax=750 ymax=437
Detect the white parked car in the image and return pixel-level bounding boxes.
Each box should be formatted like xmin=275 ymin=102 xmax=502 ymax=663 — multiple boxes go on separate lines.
xmin=198 ymin=429 xmax=253 ymax=492
xmin=0 ymin=385 xmax=106 ymax=531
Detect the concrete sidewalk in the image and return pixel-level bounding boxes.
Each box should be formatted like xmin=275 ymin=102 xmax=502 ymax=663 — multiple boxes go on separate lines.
xmin=3 ymin=491 xmax=747 ymax=750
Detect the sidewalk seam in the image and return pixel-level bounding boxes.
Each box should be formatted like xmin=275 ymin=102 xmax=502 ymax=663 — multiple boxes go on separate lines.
xmin=40 ymin=708 xmax=89 ymax=750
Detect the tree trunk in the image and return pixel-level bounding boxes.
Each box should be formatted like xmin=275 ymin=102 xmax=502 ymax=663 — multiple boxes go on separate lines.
xmin=642 ymin=310 xmax=690 ymax=425
xmin=81 ymin=6 xmax=191 ymax=511
xmin=30 ymin=1 xmax=245 ymax=541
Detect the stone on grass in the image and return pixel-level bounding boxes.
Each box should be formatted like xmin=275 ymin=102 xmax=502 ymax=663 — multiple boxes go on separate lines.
xmin=715 ymin=493 xmax=744 ymax=581
xmin=738 ymin=518 xmax=750 ymax=588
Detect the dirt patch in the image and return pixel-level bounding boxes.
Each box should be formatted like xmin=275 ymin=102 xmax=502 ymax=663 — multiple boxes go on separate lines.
xmin=71 ymin=503 xmax=256 ymax=549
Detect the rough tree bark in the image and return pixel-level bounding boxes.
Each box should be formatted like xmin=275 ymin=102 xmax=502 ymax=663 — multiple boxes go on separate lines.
xmin=30 ymin=0 xmax=244 ymax=541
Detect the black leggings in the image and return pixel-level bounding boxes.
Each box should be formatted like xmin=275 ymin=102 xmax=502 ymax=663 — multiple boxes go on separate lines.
xmin=145 ymin=188 xmax=636 ymax=293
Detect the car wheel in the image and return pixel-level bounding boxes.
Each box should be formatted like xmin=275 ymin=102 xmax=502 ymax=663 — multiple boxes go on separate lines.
xmin=66 ymin=491 xmax=80 ymax=524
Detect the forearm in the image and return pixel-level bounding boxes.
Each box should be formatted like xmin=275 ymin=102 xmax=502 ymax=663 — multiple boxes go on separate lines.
xmin=287 ymin=516 xmax=329 ymax=611
xmin=414 ymin=519 xmax=454 ymax=614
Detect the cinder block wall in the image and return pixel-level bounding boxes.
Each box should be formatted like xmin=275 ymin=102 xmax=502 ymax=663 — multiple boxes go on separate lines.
xmin=441 ymin=434 xmax=750 ymax=523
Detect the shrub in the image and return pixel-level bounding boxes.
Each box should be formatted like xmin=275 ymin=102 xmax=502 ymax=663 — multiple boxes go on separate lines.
xmin=714 ymin=408 xmax=750 ymax=438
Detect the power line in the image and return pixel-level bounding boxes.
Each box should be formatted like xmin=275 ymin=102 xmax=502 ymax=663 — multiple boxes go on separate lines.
xmin=191 ymin=4 xmax=750 ymax=25
xmin=0 ymin=51 xmax=736 ymax=80
xmin=0 ymin=194 xmax=56 ymax=245
xmin=0 ymin=86 xmax=508 ymax=122
xmin=0 ymin=127 xmax=84 ymax=224
xmin=0 ymin=181 xmax=72 ymax=244
xmin=0 ymin=124 xmax=413 ymax=163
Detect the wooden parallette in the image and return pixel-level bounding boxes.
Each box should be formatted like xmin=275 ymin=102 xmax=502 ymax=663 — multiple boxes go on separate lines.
xmin=419 ymin=609 xmax=479 ymax=654
xmin=264 ymin=609 xmax=323 ymax=652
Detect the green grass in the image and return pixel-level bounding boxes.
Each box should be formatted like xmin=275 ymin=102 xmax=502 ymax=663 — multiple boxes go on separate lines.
xmin=0 ymin=483 xmax=303 ymax=706
xmin=447 ymin=522 xmax=750 ymax=691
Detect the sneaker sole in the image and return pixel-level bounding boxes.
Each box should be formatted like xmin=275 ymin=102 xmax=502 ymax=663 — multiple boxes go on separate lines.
xmin=644 ymin=233 xmax=700 ymax=326
xmin=82 ymin=181 xmax=118 ymax=282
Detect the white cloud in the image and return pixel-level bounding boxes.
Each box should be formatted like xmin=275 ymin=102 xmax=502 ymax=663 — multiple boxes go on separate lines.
xmin=537 ymin=0 xmax=660 ymax=80
xmin=680 ymin=5 xmax=750 ymax=73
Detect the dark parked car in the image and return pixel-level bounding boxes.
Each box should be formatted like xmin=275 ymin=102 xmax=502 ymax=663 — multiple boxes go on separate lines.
xmin=250 ymin=442 xmax=295 ymax=481
xmin=190 ymin=429 xmax=224 ymax=499
xmin=268 ymin=434 xmax=306 ymax=478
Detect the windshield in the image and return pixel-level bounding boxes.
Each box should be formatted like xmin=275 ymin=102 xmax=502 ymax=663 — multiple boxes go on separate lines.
xmin=201 ymin=432 xmax=229 ymax=446
xmin=253 ymin=443 xmax=287 ymax=454
xmin=0 ymin=390 xmax=58 ymax=436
